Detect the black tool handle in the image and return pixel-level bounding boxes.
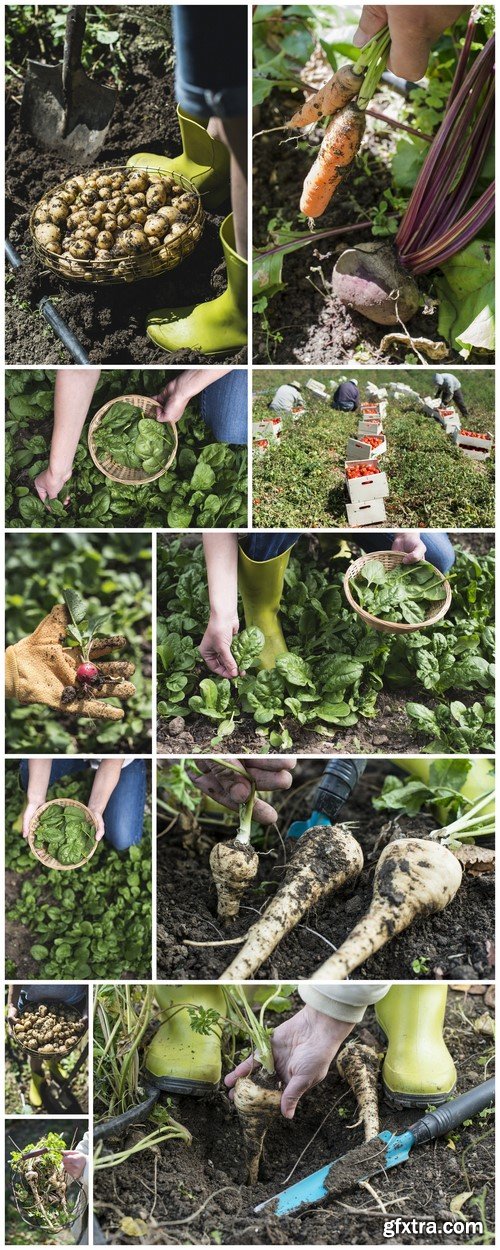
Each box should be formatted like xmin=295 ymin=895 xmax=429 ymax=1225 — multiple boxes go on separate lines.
xmin=63 ymin=6 xmax=87 ymax=80
xmin=410 ymin=1079 xmax=495 ymax=1146
xmin=314 ymin=759 xmax=366 ymax=822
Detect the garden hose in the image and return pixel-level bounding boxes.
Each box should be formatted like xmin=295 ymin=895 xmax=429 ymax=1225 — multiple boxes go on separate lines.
xmin=376 ymin=985 xmax=456 ymax=1106
xmin=5 ymin=239 xmax=90 ymax=364
xmin=237 ymin=547 xmax=291 ymax=670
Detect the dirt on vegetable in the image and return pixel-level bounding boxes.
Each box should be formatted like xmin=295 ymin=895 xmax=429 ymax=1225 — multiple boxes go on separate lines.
xmin=93 ymin=989 xmax=495 ymax=1246
xmin=6 ymin=7 xmax=245 ymax=366
xmin=156 ymin=761 xmax=494 ymax=982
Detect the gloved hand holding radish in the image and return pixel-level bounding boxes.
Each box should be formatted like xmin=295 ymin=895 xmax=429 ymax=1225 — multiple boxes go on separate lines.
xmin=5 ymin=589 xmax=135 ymax=722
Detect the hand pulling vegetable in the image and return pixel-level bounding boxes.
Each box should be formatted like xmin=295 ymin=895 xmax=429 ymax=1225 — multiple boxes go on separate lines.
xmin=221 ymin=825 xmax=364 ymax=980
xmin=312 ymin=838 xmax=463 ymax=982
xmin=336 ymin=1039 xmax=381 ymax=1141
xmin=5 ymin=590 xmax=136 ymax=721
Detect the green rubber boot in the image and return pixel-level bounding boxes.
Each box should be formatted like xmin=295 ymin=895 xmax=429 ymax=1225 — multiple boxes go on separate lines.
xmin=145 ymin=985 xmax=225 ymax=1096
xmin=238 ymin=547 xmax=291 ymax=671
xmin=29 ymin=1072 xmax=44 ymax=1107
xmin=147 ymin=213 xmax=247 ymax=355
xmin=127 ymin=105 xmax=230 ymax=209
xmin=376 ymin=985 xmax=456 ymax=1107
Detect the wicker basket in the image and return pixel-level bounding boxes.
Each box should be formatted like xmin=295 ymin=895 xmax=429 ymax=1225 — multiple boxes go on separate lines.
xmin=28 ymin=798 xmax=99 ymax=871
xmin=343 ymin=550 xmax=452 ymax=635
xmin=14 ymin=1000 xmax=87 ymax=1059
xmin=30 ymin=166 xmax=204 ymax=285
xmin=88 ymin=394 xmax=177 ymax=484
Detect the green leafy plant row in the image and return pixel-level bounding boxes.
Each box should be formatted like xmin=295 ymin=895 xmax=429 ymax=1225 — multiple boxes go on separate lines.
xmin=5 ymin=370 xmax=247 ymax=529
xmin=6 ymin=765 xmax=152 ymax=980
xmin=157 ymin=538 xmax=494 ymax=753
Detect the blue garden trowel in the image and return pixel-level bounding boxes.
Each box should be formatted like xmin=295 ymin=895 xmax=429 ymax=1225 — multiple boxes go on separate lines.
xmin=288 ymin=759 xmax=367 ymax=838
xmin=255 ymin=1079 xmax=495 ymax=1217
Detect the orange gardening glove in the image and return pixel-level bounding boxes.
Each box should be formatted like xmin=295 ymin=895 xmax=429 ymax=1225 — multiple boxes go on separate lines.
xmin=5 ymin=605 xmax=136 ymax=721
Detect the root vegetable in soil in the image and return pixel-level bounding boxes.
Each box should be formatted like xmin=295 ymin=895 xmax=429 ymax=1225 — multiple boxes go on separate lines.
xmin=337 ymin=1040 xmax=381 ymax=1141
xmin=233 ymin=1072 xmax=282 ymax=1185
xmin=313 ymin=838 xmax=463 ymax=981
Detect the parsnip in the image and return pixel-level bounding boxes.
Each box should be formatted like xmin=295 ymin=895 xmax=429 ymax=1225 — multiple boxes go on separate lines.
xmin=312 ymin=838 xmax=462 ymax=981
xmin=337 ymin=1039 xmax=381 ymax=1140
xmin=233 ymin=1073 xmax=282 ymax=1184
xmin=210 ymin=839 xmax=259 ymax=921
xmin=220 ymin=825 xmax=363 ymax=980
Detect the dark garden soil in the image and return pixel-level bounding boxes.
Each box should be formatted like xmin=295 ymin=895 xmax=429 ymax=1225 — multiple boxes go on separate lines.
xmin=94 ymin=989 xmax=495 ymax=1245
xmin=252 ymin=88 xmax=486 ymax=367
xmin=156 ymin=762 xmax=495 ymax=982
xmin=5 ymin=8 xmax=246 ymax=366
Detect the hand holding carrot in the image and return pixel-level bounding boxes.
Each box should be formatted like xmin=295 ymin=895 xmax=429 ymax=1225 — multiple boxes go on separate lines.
xmin=354 ymin=5 xmax=469 ymax=82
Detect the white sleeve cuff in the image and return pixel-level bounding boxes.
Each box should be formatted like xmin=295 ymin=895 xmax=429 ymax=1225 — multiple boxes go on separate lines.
xmin=299 ymin=981 xmax=391 ymax=1023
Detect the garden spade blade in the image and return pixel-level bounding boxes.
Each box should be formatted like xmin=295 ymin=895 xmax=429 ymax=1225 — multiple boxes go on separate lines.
xmin=254 ymin=1079 xmax=494 ymax=1217
xmin=20 ymin=6 xmax=116 ymax=162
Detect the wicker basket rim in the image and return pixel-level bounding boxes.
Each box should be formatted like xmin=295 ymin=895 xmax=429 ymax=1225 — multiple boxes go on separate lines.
xmin=344 ymin=550 xmax=452 ymax=634
xmin=88 ymin=394 xmax=178 ymax=484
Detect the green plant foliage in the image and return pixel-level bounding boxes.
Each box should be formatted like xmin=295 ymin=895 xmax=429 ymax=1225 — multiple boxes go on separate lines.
xmin=34 ymin=804 xmax=95 ymax=866
xmin=5 ymin=370 xmax=247 ymax=529
xmin=93 ymin=402 xmax=174 ymax=475
xmin=351 ymin=559 xmax=446 ymax=624
xmin=5 ymin=763 xmax=152 ymax=979
xmin=6 ymin=531 xmax=151 ymax=753
xmin=157 ymin=536 xmax=495 ymax=753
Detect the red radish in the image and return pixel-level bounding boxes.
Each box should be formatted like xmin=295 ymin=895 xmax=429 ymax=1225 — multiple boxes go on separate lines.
xmin=76 ymin=662 xmax=100 ymax=685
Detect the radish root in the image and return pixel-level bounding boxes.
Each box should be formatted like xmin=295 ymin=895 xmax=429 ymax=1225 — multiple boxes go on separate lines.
xmin=337 ymin=1039 xmax=381 ymax=1140
xmin=233 ymin=1073 xmax=282 ymax=1184
xmin=220 ymin=824 xmax=363 ymax=981
xmin=312 ymin=838 xmax=463 ymax=981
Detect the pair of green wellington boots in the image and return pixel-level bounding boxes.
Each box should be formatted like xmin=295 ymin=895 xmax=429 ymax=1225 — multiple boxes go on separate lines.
xmin=127 ymin=106 xmax=247 ymax=354
xmin=145 ymin=985 xmax=456 ymax=1107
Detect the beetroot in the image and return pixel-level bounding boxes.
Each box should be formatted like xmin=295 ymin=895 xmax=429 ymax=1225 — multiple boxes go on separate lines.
xmin=331 ymin=242 xmax=420 ymax=326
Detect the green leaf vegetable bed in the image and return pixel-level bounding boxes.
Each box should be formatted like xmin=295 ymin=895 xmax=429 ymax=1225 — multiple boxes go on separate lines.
xmin=34 ymin=804 xmax=96 ymax=866
xmin=157 ymin=538 xmax=494 ymax=753
xmin=6 ymin=766 xmax=152 ymax=980
xmin=6 ymin=370 xmax=247 ymax=529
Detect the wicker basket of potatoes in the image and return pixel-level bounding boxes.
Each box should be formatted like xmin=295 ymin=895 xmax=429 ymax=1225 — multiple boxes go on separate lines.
xmin=12 ymin=1001 xmax=87 ymax=1058
xmin=30 ymin=165 xmax=204 ymax=284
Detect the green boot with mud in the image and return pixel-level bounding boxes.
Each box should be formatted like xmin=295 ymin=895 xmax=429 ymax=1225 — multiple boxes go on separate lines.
xmin=127 ymin=105 xmax=230 ymax=209
xmin=145 ymin=985 xmax=225 ymax=1096
xmin=376 ymin=984 xmax=456 ymax=1107
xmin=147 ymin=214 xmax=247 ymax=355
xmin=238 ymin=548 xmax=291 ymax=671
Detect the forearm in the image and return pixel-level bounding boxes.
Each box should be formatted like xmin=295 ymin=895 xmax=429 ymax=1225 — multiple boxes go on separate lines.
xmin=51 ymin=368 xmax=101 ymax=475
xmin=203 ymin=534 xmax=239 ymax=620
xmin=174 ymin=367 xmax=231 ymax=402
xmin=26 ymin=759 xmax=53 ymax=804
xmin=88 ymin=760 xmax=125 ymax=814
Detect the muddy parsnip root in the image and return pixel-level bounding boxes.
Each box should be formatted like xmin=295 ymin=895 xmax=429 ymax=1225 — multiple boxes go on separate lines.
xmin=210 ymin=839 xmax=259 ymax=921
xmin=337 ymin=1039 xmax=381 ymax=1140
xmin=220 ymin=824 xmax=363 ymax=980
xmin=312 ymin=838 xmax=463 ymax=981
xmin=233 ymin=1073 xmax=282 ymax=1184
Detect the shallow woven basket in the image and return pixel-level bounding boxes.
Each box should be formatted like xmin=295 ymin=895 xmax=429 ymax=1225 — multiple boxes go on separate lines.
xmin=343 ymin=550 xmax=452 ymax=635
xmin=15 ymin=999 xmax=87 ymax=1060
xmin=88 ymin=394 xmax=177 ymax=484
xmin=30 ymin=166 xmax=204 ymax=285
xmin=28 ymin=798 xmax=98 ymax=871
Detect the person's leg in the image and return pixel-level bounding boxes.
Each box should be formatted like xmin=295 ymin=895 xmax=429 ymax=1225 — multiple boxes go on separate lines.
xmin=19 ymin=759 xmax=87 ymax=793
xmin=454 ymin=387 xmax=469 ymax=419
xmin=102 ymin=760 xmax=147 ymax=852
xmin=207 ymin=116 xmax=247 ymax=258
xmin=363 ymin=532 xmax=455 ymax=573
xmin=201 ymin=370 xmax=247 ymax=444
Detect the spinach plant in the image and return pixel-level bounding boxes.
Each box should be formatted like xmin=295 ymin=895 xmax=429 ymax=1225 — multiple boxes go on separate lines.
xmin=93 ymin=401 xmax=173 ymax=475
xmin=35 ymin=803 xmax=96 ymax=865
xmin=351 ymin=559 xmax=446 ymax=623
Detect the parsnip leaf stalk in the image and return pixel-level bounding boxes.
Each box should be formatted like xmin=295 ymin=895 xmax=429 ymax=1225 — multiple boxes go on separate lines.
xmin=337 ymin=1040 xmax=381 ymax=1141
xmin=210 ymin=764 xmax=259 ymax=921
xmin=221 ymin=824 xmax=364 ymax=980
xmin=312 ymin=838 xmax=463 ymax=981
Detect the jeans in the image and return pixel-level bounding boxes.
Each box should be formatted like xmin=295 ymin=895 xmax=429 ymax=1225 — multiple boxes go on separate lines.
xmin=362 ymin=531 xmax=455 ymax=574
xmin=173 ymin=6 xmax=247 ymax=118
xmin=239 ymin=533 xmax=300 ymax=561
xmin=201 ymin=370 xmax=247 ymax=445
xmin=334 ymin=400 xmax=357 ymax=411
xmin=19 ymin=759 xmax=147 ymax=851
xmin=18 ymin=985 xmax=87 ymax=1009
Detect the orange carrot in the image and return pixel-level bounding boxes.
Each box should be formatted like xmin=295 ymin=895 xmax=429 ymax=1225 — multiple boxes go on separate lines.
xmin=300 ymin=102 xmax=366 ymax=218
xmin=289 ymin=63 xmax=363 ymax=129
